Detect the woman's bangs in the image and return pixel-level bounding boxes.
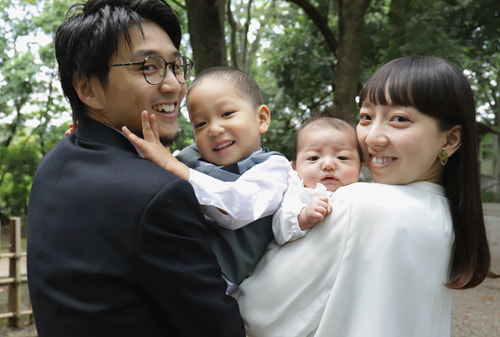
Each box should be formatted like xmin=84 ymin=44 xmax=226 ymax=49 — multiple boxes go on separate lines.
xmin=359 ymin=69 xmax=415 ymax=107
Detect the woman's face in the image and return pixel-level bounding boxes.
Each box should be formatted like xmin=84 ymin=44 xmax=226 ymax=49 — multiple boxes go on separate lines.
xmin=357 ymin=101 xmax=449 ymax=185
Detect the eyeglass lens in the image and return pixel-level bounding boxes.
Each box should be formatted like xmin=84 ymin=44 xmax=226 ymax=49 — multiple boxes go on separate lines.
xmin=144 ymin=56 xmax=192 ymax=85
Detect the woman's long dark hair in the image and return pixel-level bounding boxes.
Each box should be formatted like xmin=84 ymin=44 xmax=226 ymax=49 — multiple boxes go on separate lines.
xmin=358 ymin=56 xmax=491 ymax=289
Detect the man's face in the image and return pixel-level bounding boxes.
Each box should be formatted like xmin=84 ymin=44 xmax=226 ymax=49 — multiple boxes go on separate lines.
xmin=89 ymin=22 xmax=186 ymax=143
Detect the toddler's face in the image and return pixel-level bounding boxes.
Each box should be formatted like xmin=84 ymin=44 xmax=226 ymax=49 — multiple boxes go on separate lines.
xmin=187 ymin=79 xmax=269 ymax=166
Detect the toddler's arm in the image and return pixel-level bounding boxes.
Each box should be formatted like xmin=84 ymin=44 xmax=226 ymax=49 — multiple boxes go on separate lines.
xmin=123 ymin=111 xmax=290 ymax=231
xmin=190 ymin=155 xmax=290 ymax=230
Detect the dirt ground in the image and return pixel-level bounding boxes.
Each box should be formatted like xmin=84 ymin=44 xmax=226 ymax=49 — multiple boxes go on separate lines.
xmin=1 ymin=206 xmax=499 ymax=337
xmin=450 ymin=205 xmax=500 ymax=337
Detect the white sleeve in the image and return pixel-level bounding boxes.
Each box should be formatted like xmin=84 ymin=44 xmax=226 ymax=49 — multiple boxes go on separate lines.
xmin=272 ymin=171 xmax=308 ymax=245
xmin=188 ymin=155 xmax=291 ymax=230
xmin=272 ymin=171 xmax=329 ymax=245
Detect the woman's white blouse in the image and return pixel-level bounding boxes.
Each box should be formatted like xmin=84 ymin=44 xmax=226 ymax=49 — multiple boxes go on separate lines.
xmin=238 ymin=181 xmax=454 ymax=337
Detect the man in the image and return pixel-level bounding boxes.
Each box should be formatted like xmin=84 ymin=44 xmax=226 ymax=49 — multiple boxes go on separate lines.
xmin=26 ymin=1 xmax=245 ymax=336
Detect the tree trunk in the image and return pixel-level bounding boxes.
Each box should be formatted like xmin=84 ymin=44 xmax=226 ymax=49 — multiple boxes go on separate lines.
xmin=186 ymin=0 xmax=228 ymax=74
xmin=287 ymin=0 xmax=371 ymax=122
xmin=332 ymin=0 xmax=371 ymax=122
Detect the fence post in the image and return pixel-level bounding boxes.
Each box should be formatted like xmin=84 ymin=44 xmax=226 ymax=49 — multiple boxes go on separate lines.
xmin=7 ymin=217 xmax=21 ymax=328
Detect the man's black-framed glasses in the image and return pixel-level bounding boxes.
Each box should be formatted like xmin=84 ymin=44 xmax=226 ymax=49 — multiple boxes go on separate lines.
xmin=108 ymin=55 xmax=193 ymax=85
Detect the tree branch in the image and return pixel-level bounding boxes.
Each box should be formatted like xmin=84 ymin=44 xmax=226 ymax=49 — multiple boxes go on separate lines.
xmin=285 ymin=0 xmax=338 ymax=53
xmin=226 ymin=0 xmax=239 ymax=68
xmin=170 ymin=0 xmax=186 ymax=10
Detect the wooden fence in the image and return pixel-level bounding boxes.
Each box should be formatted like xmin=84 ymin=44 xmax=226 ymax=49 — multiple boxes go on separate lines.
xmin=0 ymin=217 xmax=33 ymax=327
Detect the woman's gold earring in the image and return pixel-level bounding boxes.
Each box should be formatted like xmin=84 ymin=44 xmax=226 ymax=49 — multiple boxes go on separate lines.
xmin=440 ymin=148 xmax=448 ymax=166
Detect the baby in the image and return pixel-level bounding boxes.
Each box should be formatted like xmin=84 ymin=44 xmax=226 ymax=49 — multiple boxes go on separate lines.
xmin=273 ymin=116 xmax=362 ymax=244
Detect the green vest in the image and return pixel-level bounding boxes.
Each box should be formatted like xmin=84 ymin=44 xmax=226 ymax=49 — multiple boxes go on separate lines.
xmin=176 ymin=144 xmax=282 ymax=284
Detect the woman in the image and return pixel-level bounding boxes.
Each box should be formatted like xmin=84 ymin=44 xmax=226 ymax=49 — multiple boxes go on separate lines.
xmin=237 ymin=56 xmax=492 ymax=337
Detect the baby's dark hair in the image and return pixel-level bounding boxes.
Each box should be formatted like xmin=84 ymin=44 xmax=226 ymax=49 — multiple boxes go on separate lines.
xmin=187 ymin=67 xmax=264 ymax=108
xmin=292 ymin=116 xmax=362 ymax=162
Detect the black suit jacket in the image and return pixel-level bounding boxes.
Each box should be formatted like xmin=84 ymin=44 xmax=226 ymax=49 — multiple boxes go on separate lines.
xmin=27 ymin=118 xmax=245 ymax=337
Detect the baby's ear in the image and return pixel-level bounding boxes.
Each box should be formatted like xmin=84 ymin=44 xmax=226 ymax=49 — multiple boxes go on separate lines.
xmin=290 ymin=161 xmax=296 ymax=170
xmin=257 ymin=105 xmax=271 ymax=134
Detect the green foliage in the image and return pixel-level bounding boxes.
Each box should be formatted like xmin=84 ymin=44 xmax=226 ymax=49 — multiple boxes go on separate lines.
xmin=0 ymin=0 xmax=71 ymax=220
xmin=250 ymin=1 xmax=336 ymax=157
xmin=481 ymin=190 xmax=500 ymax=203
xmin=33 ymin=0 xmax=73 ymax=35
xmin=265 ymin=2 xmax=335 ymax=115
xmin=0 ymin=135 xmax=36 ymax=218
xmin=171 ymin=112 xmax=195 ymax=152
xmin=0 ymin=123 xmax=68 ymax=218
xmin=2 ymin=51 xmax=41 ymax=114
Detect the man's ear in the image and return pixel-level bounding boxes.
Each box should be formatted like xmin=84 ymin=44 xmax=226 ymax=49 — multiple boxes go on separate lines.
xmin=443 ymin=124 xmax=462 ymax=158
xmin=257 ymin=104 xmax=271 ymax=134
xmin=72 ymin=72 xmax=104 ymax=111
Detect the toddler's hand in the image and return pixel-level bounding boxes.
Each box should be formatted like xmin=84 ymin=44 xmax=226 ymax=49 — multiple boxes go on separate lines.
xmin=65 ymin=122 xmax=78 ymax=136
xmin=122 ymin=111 xmax=174 ymax=169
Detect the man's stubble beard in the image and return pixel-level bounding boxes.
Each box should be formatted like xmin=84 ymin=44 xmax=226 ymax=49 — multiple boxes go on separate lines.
xmin=159 ymin=129 xmax=179 ymax=147
xmin=135 ymin=120 xmax=179 ymax=147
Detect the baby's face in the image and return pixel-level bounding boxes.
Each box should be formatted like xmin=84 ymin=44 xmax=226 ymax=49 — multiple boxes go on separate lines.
xmin=293 ymin=126 xmax=361 ymax=192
